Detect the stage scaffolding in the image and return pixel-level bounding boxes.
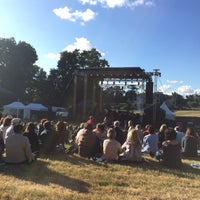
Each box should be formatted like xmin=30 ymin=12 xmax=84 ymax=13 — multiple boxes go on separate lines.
xmin=72 ymin=67 xmax=153 ymax=119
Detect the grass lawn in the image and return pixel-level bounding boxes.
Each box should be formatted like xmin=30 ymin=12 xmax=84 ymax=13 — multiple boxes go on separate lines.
xmin=0 ymin=152 xmax=200 ymax=200
xmin=174 ymin=110 xmax=200 ymax=117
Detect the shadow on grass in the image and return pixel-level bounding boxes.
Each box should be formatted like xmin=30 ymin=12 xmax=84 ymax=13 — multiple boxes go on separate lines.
xmin=39 ymin=151 xmax=105 ymax=167
xmin=88 ymin=154 xmax=200 ymax=179
xmin=49 ymin=152 xmax=200 ymax=178
xmin=0 ymin=159 xmax=90 ymax=193
xmin=2 ymin=152 xmax=199 ymax=191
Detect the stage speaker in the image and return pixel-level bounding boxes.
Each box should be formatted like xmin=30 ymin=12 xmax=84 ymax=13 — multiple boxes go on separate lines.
xmin=146 ymin=81 xmax=153 ymax=104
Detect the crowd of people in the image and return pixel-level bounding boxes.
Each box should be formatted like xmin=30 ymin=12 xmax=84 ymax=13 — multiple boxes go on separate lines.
xmin=0 ymin=116 xmax=69 ymax=165
xmin=0 ymin=114 xmax=199 ymax=169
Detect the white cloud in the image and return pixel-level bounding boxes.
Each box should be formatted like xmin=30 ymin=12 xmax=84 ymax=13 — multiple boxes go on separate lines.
xmin=80 ymin=0 xmax=125 ymax=8
xmin=81 ymin=0 xmax=98 ymax=5
xmin=194 ymin=89 xmax=200 ymax=95
xmin=53 ymin=7 xmax=74 ymax=21
xmin=129 ymin=0 xmax=155 ymax=7
xmin=167 ymin=80 xmax=184 ymax=84
xmin=101 ymin=0 xmax=126 ymax=8
xmin=63 ymin=37 xmax=105 ymax=55
xmin=53 ymin=6 xmax=97 ymax=24
xmin=44 ymin=38 xmax=92 ymax=62
xmin=145 ymin=1 xmax=155 ymax=7
xmin=80 ymin=9 xmax=97 ymax=23
xmin=45 ymin=53 xmax=60 ymax=60
xmin=45 ymin=37 xmax=105 ymax=63
xmin=158 ymin=84 xmax=172 ymax=94
xmin=80 ymin=0 xmax=155 ymax=8
xmin=158 ymin=81 xmax=200 ymax=97
xmin=177 ymin=85 xmax=194 ymax=96
xmin=63 ymin=37 xmax=92 ymax=52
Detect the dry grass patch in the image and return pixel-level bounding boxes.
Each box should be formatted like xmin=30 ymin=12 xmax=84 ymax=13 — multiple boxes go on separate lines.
xmin=0 ymin=153 xmax=199 ymax=200
xmin=174 ymin=110 xmax=200 ymax=117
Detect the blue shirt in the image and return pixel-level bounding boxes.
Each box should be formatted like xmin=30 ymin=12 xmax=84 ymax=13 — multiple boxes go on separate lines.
xmin=176 ymin=131 xmax=184 ymax=145
xmin=142 ymin=133 xmax=159 ymax=154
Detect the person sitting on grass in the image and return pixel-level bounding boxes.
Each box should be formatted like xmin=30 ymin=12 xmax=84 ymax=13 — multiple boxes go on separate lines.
xmin=157 ymin=127 xmax=182 ymax=169
xmin=127 ymin=120 xmax=134 ymax=132
xmin=103 ymin=128 xmax=122 ymax=162
xmin=5 ymin=124 xmax=35 ymax=164
xmin=93 ymin=123 xmax=107 ymax=157
xmin=157 ymin=124 xmax=167 ymax=149
xmin=113 ymin=120 xmax=126 ymax=145
xmin=0 ymin=128 xmax=5 ymax=165
xmin=141 ymin=125 xmax=159 ymax=158
xmin=65 ymin=123 xmax=85 ymax=155
xmin=23 ymin=122 xmax=40 ymax=154
xmin=0 ymin=116 xmax=12 ymax=144
xmin=120 ymin=128 xmax=143 ymax=163
xmin=76 ymin=123 xmax=100 ymax=159
xmin=54 ymin=120 xmax=68 ymax=151
xmin=181 ymin=127 xmax=198 ymax=157
xmin=4 ymin=118 xmax=21 ymax=142
xmin=86 ymin=115 xmax=94 ymax=128
xmin=174 ymin=126 xmax=184 ymax=145
xmin=93 ymin=123 xmax=107 ymax=142
xmin=39 ymin=120 xmax=55 ymax=153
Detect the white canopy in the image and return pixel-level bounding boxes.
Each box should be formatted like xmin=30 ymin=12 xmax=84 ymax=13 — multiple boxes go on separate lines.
xmin=52 ymin=106 xmax=66 ymax=112
xmin=3 ymin=101 xmax=25 ymax=117
xmin=52 ymin=106 xmax=68 ymax=117
xmin=23 ymin=103 xmax=48 ymax=119
xmin=25 ymin=103 xmax=48 ymax=111
xmin=3 ymin=101 xmax=25 ymax=109
xmin=160 ymin=102 xmax=176 ymax=121
xmin=3 ymin=102 xmax=49 ymax=119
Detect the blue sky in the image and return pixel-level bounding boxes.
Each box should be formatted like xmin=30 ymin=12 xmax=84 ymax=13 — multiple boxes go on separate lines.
xmin=0 ymin=0 xmax=200 ymax=97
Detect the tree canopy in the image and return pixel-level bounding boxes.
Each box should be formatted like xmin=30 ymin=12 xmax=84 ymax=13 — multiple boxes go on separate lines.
xmin=47 ymin=48 xmax=109 ymax=107
xmin=0 ymin=37 xmax=39 ymax=103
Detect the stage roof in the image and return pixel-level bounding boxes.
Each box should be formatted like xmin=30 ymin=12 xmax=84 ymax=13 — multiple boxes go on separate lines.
xmin=75 ymin=67 xmax=152 ymax=81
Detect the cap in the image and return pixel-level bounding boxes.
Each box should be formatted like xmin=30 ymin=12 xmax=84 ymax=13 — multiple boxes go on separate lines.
xmin=11 ymin=118 xmax=21 ymax=125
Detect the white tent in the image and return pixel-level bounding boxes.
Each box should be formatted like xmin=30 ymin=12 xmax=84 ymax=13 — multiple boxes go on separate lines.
xmin=25 ymin=103 xmax=48 ymax=111
xmin=51 ymin=106 xmax=66 ymax=112
xmin=52 ymin=106 xmax=68 ymax=117
xmin=3 ymin=101 xmax=25 ymax=117
xmin=23 ymin=103 xmax=48 ymax=119
xmin=160 ymin=102 xmax=176 ymax=121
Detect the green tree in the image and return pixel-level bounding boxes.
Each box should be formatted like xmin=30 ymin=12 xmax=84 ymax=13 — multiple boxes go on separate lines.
xmin=48 ymin=48 xmax=109 ymax=107
xmin=25 ymin=65 xmax=48 ymax=104
xmin=186 ymin=94 xmax=200 ymax=108
xmin=0 ymin=38 xmax=16 ymax=87
xmin=171 ymin=92 xmax=187 ymax=109
xmin=80 ymin=48 xmax=109 ymax=69
xmin=46 ymin=68 xmax=63 ymax=106
xmin=0 ymin=37 xmax=38 ymax=102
